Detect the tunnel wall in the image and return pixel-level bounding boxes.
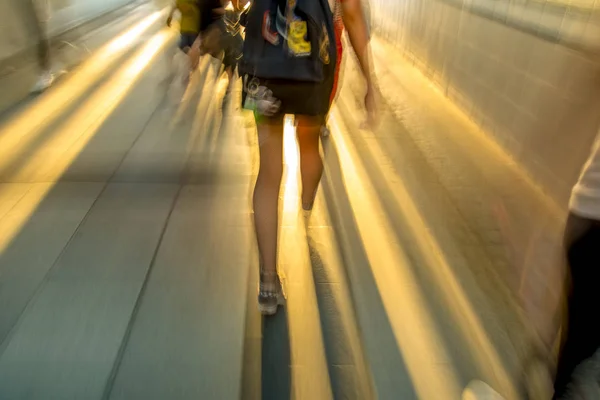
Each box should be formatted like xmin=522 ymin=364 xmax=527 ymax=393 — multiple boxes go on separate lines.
xmin=0 ymin=0 xmax=139 ymax=62
xmin=371 ymin=0 xmax=600 ymax=206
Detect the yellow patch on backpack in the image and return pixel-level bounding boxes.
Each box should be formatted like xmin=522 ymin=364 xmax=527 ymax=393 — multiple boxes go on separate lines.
xmin=288 ymin=21 xmax=311 ymax=56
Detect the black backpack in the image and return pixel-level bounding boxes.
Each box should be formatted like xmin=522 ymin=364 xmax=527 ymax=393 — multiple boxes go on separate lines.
xmin=239 ymin=0 xmax=337 ymax=84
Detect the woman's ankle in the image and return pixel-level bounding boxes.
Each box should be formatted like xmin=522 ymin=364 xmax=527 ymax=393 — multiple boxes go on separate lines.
xmin=259 ymin=267 xmax=278 ymax=279
xmin=301 ymin=190 xmax=317 ymax=210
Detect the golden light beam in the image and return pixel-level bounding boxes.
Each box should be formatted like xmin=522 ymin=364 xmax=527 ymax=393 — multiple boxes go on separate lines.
xmin=0 ymin=9 xmax=167 ymax=171
xmin=0 ymin=29 xmax=173 ymax=254
xmin=335 ymin=105 xmax=520 ymax=398
xmin=280 ymin=117 xmax=334 ymax=399
xmin=329 ymin=110 xmax=463 ymax=399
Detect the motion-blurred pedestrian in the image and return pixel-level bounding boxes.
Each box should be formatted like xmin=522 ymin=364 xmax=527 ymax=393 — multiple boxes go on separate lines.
xmin=552 ymin=132 xmax=600 ymax=399
xmin=187 ymin=0 xmax=226 ymax=70
xmin=221 ymin=0 xmax=248 ymax=100
xmin=320 ymin=0 xmax=345 ymax=138
xmin=167 ymin=0 xmax=201 ymax=87
xmin=29 ymin=0 xmax=54 ymax=92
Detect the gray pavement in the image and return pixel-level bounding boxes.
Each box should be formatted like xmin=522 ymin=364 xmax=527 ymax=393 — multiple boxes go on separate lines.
xmin=0 ymin=9 xmax=256 ymax=397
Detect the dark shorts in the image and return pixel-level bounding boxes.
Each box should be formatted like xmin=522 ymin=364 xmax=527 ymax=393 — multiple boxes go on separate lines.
xmin=242 ymin=77 xmax=334 ymax=117
xmin=179 ymin=33 xmax=198 ymax=51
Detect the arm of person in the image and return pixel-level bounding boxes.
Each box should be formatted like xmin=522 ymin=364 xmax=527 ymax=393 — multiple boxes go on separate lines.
xmin=341 ymin=0 xmax=378 ymax=125
xmin=341 ymin=0 xmax=373 ymax=87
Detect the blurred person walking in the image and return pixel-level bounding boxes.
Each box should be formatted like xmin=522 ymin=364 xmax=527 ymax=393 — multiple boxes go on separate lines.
xmin=221 ymin=0 xmax=248 ymax=101
xmin=552 ymin=133 xmax=600 ymax=399
xmin=167 ymin=0 xmax=201 ymax=87
xmin=240 ymin=0 xmax=377 ymax=315
xmin=461 ymin=133 xmax=600 ymax=400
xmin=167 ymin=0 xmax=201 ymax=55
xmin=187 ymin=0 xmax=226 ymax=72
xmin=28 ymin=0 xmax=54 ymax=92
xmin=320 ymin=0 xmax=371 ymax=138
xmin=320 ymin=0 xmax=345 ymax=138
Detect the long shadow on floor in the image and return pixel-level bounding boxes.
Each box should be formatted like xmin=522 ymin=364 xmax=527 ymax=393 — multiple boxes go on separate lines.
xmin=320 ymin=132 xmax=419 ymax=399
xmin=261 ymin=309 xmax=292 ymax=400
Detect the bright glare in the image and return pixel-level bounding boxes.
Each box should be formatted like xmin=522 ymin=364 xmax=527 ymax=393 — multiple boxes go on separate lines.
xmin=0 ymin=29 xmax=172 ymax=252
xmin=0 ymin=9 xmax=168 ymax=174
xmin=329 ymin=111 xmax=463 ymax=399
xmin=279 ymin=116 xmax=334 ymax=398
xmin=282 ymin=116 xmax=299 ymax=214
xmin=106 ymin=11 xmax=164 ymax=53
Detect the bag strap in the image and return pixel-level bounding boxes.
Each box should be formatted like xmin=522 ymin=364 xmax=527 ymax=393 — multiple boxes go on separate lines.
xmin=333 ymin=0 xmax=341 ymax=25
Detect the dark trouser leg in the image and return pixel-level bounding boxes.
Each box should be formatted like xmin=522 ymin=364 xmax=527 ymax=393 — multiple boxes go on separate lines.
xmin=38 ymin=35 xmax=51 ymax=71
xmin=553 ymin=213 xmax=600 ymax=398
xmin=30 ymin=0 xmax=51 ymax=71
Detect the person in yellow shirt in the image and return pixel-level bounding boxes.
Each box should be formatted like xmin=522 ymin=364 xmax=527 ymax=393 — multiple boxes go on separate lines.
xmin=167 ymin=0 xmax=200 ymax=53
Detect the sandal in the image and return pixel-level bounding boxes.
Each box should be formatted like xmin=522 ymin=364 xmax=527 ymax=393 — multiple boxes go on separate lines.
xmin=258 ymin=271 xmax=285 ymax=316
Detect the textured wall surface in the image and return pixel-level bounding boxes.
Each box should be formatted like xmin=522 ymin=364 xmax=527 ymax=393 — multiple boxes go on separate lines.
xmin=0 ymin=0 xmax=137 ymax=61
xmin=362 ymin=0 xmax=600 ymax=351
xmin=370 ymin=0 xmax=600 ymax=207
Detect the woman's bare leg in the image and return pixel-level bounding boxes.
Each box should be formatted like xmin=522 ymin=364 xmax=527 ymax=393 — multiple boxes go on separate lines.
xmin=296 ymin=116 xmax=323 ymax=210
xmin=253 ymin=116 xmax=284 ymax=313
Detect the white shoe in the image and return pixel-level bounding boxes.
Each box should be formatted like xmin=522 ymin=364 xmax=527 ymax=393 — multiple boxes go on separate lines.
xmin=31 ymin=71 xmax=55 ymax=93
xmin=462 ymin=380 xmax=505 ymax=400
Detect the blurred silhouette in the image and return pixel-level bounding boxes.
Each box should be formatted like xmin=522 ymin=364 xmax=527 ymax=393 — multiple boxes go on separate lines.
xmin=28 ymin=0 xmax=54 ymax=92
xmin=187 ymin=0 xmax=226 ymax=70
xmin=221 ymin=0 xmax=247 ymax=99
xmin=320 ymin=0 xmax=344 ymax=138
xmin=166 ymin=0 xmax=200 ymax=89
xmin=553 ymin=133 xmax=600 ymax=399
xmin=461 ymin=133 xmax=600 ymax=400
xmin=167 ymin=0 xmax=200 ymax=54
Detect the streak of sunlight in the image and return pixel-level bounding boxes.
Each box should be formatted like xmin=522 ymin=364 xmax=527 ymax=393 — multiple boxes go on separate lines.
xmin=340 ymin=106 xmax=519 ymax=398
xmin=0 ymin=9 xmax=167 ymax=171
xmin=371 ymin=38 xmax=562 ymax=221
xmin=282 ymin=117 xmax=300 ymax=217
xmin=280 ymin=116 xmax=334 ymax=399
xmin=0 ymin=30 xmax=173 ymax=254
xmin=329 ymin=110 xmax=463 ymax=399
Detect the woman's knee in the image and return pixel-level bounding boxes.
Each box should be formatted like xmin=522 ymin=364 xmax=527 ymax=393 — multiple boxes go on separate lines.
xmin=256 ymin=121 xmax=285 ymax=183
xmin=296 ymin=115 xmax=323 ymax=130
xmin=295 ymin=115 xmax=321 ymax=149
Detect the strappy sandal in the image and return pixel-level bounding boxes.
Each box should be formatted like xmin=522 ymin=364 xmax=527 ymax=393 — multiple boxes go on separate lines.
xmin=258 ymin=271 xmax=285 ymax=316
